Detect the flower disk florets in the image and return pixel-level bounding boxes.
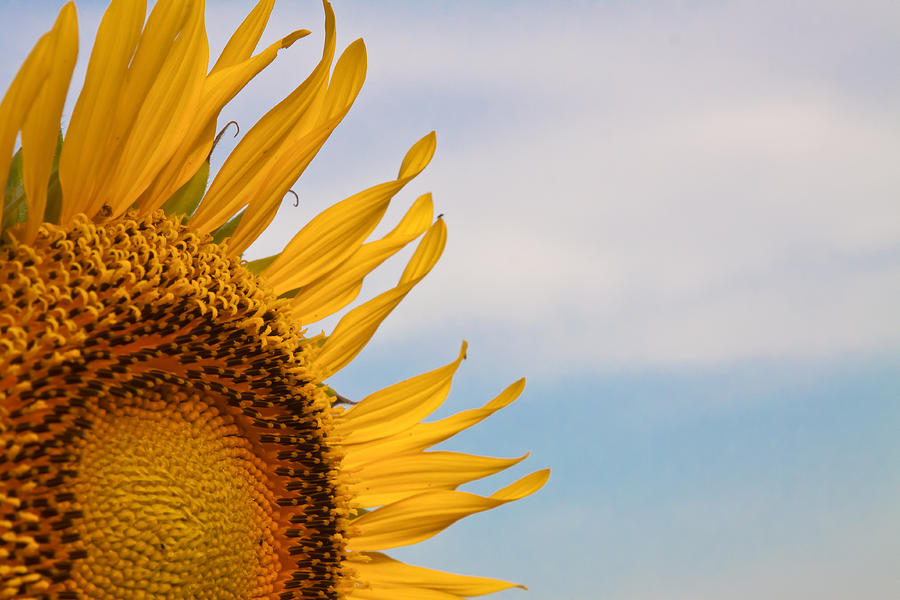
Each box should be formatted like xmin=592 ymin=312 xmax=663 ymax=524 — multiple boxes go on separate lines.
xmin=0 ymin=211 xmax=348 ymax=599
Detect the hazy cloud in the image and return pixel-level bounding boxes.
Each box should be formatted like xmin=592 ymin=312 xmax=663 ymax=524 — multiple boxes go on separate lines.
xmin=2 ymin=0 xmax=899 ymax=375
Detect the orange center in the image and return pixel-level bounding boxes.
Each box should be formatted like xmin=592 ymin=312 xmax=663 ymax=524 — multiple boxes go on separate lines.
xmin=70 ymin=390 xmax=280 ymax=599
xmin=0 ymin=213 xmax=348 ymax=600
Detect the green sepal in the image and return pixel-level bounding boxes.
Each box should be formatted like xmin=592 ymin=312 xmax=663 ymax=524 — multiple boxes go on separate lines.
xmin=2 ymin=149 xmax=26 ymax=231
xmin=43 ymin=132 xmax=64 ymax=224
xmin=160 ymin=160 xmax=210 ymax=219
xmin=3 ymin=131 xmax=65 ymax=230
xmin=210 ymin=210 xmax=243 ymax=245
xmin=244 ymin=254 xmax=278 ymax=275
xmin=350 ymin=508 xmax=370 ymax=519
xmin=300 ymin=334 xmax=328 ymax=350
xmin=278 ymin=286 xmax=301 ymax=299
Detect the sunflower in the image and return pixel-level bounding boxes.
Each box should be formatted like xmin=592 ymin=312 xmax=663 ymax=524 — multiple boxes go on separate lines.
xmin=0 ymin=1 xmax=547 ymax=599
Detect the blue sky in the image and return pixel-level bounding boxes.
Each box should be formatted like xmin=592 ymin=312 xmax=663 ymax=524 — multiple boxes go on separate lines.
xmin=2 ymin=1 xmax=899 ymax=599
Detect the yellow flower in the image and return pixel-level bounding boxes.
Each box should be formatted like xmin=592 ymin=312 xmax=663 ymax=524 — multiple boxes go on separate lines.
xmin=0 ymin=1 xmax=548 ymax=599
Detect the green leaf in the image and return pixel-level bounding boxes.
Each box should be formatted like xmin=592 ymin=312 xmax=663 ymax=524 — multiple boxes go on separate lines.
xmin=3 ymin=148 xmax=26 ymax=231
xmin=3 ymin=130 xmax=65 ymax=230
xmin=244 ymin=255 xmax=303 ymax=298
xmin=161 ymin=160 xmax=210 ymax=219
xmin=244 ymin=254 xmax=279 ymax=275
xmin=44 ymin=132 xmax=64 ymax=224
xmin=278 ymin=286 xmax=301 ymax=299
xmin=210 ymin=210 xmax=244 ymax=245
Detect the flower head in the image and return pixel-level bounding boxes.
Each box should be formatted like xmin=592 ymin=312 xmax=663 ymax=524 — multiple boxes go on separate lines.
xmin=0 ymin=1 xmax=547 ymax=598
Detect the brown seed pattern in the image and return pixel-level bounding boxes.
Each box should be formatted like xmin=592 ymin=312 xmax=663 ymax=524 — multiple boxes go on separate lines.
xmin=0 ymin=212 xmax=349 ymax=599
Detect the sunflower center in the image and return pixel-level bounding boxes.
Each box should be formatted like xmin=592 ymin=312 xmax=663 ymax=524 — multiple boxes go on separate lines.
xmin=0 ymin=212 xmax=348 ymax=599
xmin=71 ymin=389 xmax=279 ymax=599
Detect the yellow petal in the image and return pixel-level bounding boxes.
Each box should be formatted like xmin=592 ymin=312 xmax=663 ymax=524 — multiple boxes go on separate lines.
xmin=58 ymin=0 xmax=146 ymax=225
xmin=349 ymin=470 xmax=549 ymax=551
xmin=342 ymin=379 xmax=525 ymax=470
xmin=190 ymin=1 xmax=337 ymax=235
xmin=22 ymin=2 xmax=78 ymax=242
xmin=0 ymin=51 xmax=50 ymax=194
xmin=226 ymin=39 xmax=368 ymax=254
xmin=350 ymin=552 xmax=524 ymax=597
xmin=0 ymin=5 xmax=70 ymax=229
xmin=313 ymin=218 xmax=446 ymax=377
xmin=262 ymin=132 xmax=436 ymax=295
xmin=210 ymin=0 xmax=275 ymax=73
xmin=350 ymin=451 xmax=528 ymax=508
xmin=335 ymin=342 xmax=466 ymax=445
xmin=490 ymin=469 xmax=550 ymax=501
xmin=400 ymin=213 xmax=446 ymax=284
xmin=103 ymin=0 xmax=208 ymax=219
xmin=316 ymin=37 xmax=368 ymax=123
xmin=20 ymin=3 xmax=78 ymax=242
xmin=287 ymin=193 xmax=433 ymax=324
xmin=136 ymin=28 xmax=309 ymax=214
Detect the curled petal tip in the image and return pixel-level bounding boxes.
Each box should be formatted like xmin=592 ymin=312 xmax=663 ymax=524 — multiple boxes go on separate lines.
xmin=282 ymin=29 xmax=311 ymax=48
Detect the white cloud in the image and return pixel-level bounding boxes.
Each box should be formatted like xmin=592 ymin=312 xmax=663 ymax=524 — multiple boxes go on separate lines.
xmin=241 ymin=0 xmax=900 ymax=373
xmin=303 ymin=88 xmax=900 ymax=373
xmin=2 ymin=1 xmax=899 ymax=374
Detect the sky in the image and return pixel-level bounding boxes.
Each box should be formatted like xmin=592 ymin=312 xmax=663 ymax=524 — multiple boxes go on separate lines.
xmin=1 ymin=1 xmax=899 ymax=599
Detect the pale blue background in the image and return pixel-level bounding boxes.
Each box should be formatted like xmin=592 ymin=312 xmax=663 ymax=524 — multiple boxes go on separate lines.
xmin=1 ymin=1 xmax=898 ymax=599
